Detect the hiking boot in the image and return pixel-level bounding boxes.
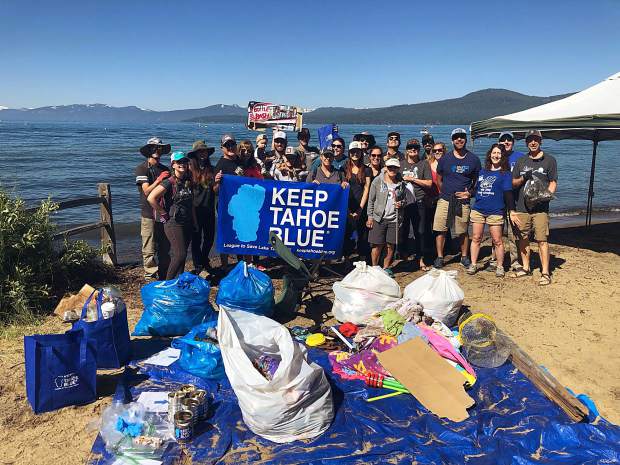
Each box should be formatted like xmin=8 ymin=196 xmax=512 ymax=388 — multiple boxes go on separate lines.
xmin=433 ymin=257 xmax=444 ymax=269
xmin=461 ymin=256 xmax=472 ymax=268
xmin=466 ymin=263 xmax=477 ymax=275
xmin=495 ymin=267 xmax=506 ymax=278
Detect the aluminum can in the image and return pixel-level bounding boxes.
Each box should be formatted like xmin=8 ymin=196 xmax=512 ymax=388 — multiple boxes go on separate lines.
xmin=181 ymin=397 xmax=200 ymax=425
xmin=174 ymin=411 xmax=193 ymax=442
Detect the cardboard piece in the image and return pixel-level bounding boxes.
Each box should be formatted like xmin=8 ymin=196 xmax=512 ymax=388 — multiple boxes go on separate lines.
xmin=377 ymin=337 xmax=475 ymax=422
xmin=53 ymin=284 xmax=97 ymax=319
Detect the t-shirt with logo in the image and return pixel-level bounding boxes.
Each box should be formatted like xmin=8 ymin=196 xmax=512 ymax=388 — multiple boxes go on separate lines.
xmin=135 ymin=161 xmax=169 ymax=219
xmin=436 ymin=150 xmax=482 ymax=201
xmin=161 ymin=175 xmax=194 ymax=226
xmin=473 ymin=169 xmax=513 ymax=216
xmin=400 ymin=158 xmax=432 ymax=200
xmin=513 ymin=153 xmax=558 ymax=213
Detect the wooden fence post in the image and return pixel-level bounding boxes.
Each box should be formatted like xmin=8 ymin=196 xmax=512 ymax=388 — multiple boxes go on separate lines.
xmin=98 ymin=183 xmax=117 ymax=266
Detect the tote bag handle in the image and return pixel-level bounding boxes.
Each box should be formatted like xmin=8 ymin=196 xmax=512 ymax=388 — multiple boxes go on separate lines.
xmin=80 ymin=289 xmax=104 ymax=320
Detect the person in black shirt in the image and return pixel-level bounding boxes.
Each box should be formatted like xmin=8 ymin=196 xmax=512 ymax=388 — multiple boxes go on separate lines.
xmin=214 ymin=134 xmax=240 ymax=269
xmin=148 ymin=151 xmax=196 ymax=280
xmin=135 ymin=137 xmax=171 ymax=280
xmin=343 ymin=141 xmax=371 ymax=260
xmin=187 ymin=140 xmax=216 ymax=274
xmin=295 ymin=127 xmax=320 ymax=170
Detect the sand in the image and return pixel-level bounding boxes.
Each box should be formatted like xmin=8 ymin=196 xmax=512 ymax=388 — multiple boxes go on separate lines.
xmin=0 ymin=222 xmax=618 ymax=465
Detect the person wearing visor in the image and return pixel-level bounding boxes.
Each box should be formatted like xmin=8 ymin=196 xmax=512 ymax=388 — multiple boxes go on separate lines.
xmin=400 ymin=138 xmax=433 ymax=270
xmin=295 ymin=127 xmax=320 ymax=170
xmin=510 ymin=130 xmax=557 ymax=286
xmin=135 ymin=137 xmax=171 ymax=281
xmin=432 ymin=128 xmax=481 ymax=269
xmin=385 ymin=131 xmax=404 ymax=161
xmin=343 ymin=141 xmax=372 ymax=260
xmin=148 ymin=151 xmax=196 ymax=280
xmin=367 ymin=158 xmax=405 ymax=276
xmin=311 ymin=137 xmax=347 ymax=171
xmin=422 ymin=133 xmax=435 ymax=160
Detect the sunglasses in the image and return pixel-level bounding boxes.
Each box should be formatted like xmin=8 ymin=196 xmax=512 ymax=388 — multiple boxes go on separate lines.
xmin=499 ymin=137 xmax=513 ymax=143
xmin=349 ymin=150 xmax=362 ymax=157
xmin=452 ymin=135 xmax=466 ymax=140
xmin=386 ymin=166 xmax=399 ymax=171
xmin=388 ymin=136 xmax=400 ymax=141
xmin=370 ymin=154 xmax=382 ymax=158
xmin=274 ymin=139 xmax=286 ymax=144
xmin=432 ymin=149 xmax=444 ymax=153
xmin=406 ymin=145 xmax=421 ymax=151
xmin=223 ymin=142 xmax=237 ymax=149
xmin=174 ymin=159 xmax=189 ymax=164
xmin=332 ymin=144 xmax=343 ymax=148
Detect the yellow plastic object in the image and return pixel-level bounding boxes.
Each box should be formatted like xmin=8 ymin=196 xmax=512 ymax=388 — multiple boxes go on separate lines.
xmin=306 ymin=333 xmax=326 ymax=347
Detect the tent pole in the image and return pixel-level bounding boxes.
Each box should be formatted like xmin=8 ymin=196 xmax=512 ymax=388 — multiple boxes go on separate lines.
xmin=586 ymin=139 xmax=598 ymax=227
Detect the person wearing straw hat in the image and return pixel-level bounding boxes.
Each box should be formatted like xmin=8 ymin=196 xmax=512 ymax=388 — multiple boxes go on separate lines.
xmin=135 ymin=137 xmax=171 ymax=280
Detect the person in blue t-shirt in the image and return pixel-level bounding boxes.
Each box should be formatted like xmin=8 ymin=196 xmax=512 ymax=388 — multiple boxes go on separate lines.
xmin=468 ymin=144 xmax=517 ymax=277
xmin=432 ymin=128 xmax=482 ymax=269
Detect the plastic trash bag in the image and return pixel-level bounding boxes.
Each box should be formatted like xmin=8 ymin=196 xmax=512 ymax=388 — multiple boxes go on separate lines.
xmin=171 ymin=320 xmax=225 ymax=379
xmin=332 ymin=261 xmax=402 ymax=324
xmin=134 ymin=272 xmax=214 ymax=336
xmin=216 ymin=261 xmax=274 ymax=316
xmin=218 ymin=306 xmax=334 ymax=443
xmin=523 ymin=174 xmax=555 ymax=210
xmin=404 ymin=269 xmax=464 ymax=326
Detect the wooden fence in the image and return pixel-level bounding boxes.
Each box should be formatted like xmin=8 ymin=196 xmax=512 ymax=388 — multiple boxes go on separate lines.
xmin=28 ymin=183 xmax=117 ymax=266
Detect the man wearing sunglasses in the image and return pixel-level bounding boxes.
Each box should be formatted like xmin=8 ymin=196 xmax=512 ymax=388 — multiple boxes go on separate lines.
xmin=385 ymin=132 xmax=403 ymax=161
xmin=311 ymin=137 xmax=347 ymax=171
xmin=432 ymin=128 xmax=481 ymax=269
xmin=295 ymin=127 xmax=320 ymax=170
xmin=268 ymin=130 xmax=289 ymax=171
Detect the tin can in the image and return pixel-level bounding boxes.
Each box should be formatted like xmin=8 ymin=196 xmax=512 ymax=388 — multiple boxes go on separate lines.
xmin=189 ymin=390 xmax=207 ymax=421
xmin=181 ymin=397 xmax=200 ymax=425
xmin=168 ymin=391 xmax=185 ymax=423
xmin=174 ymin=411 xmax=193 ymax=442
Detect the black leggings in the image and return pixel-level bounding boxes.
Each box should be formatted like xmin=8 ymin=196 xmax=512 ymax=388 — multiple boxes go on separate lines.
xmin=400 ymin=201 xmax=432 ymax=261
xmin=344 ymin=212 xmax=370 ymax=258
xmin=164 ymin=221 xmax=192 ymax=280
xmin=191 ymin=207 xmax=215 ymax=270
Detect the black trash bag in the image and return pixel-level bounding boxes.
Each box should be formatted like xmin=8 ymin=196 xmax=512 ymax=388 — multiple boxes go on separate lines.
xmin=523 ymin=173 xmax=554 ymax=210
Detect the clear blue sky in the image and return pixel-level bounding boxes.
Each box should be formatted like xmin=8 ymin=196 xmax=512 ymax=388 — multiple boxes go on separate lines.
xmin=1 ymin=0 xmax=618 ymax=110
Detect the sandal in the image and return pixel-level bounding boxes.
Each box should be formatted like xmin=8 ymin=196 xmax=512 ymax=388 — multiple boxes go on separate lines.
xmin=509 ymin=266 xmax=532 ymax=278
xmin=539 ymin=273 xmax=552 ymax=286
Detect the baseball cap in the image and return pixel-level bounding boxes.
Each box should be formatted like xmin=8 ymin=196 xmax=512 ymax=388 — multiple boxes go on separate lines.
xmin=385 ymin=158 xmax=400 ymax=168
xmin=498 ymin=131 xmax=514 ymax=141
xmin=422 ymin=133 xmax=435 ymax=145
xmin=273 ymin=130 xmax=287 ymax=141
xmin=221 ymin=134 xmax=236 ymax=145
xmin=348 ymin=141 xmax=363 ymax=151
xmin=451 ymin=128 xmax=467 ymax=138
xmin=170 ymin=151 xmax=188 ymax=163
xmin=525 ymin=129 xmax=542 ymax=140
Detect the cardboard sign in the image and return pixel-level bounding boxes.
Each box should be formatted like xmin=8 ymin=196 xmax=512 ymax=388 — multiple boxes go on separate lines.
xmin=53 ymin=284 xmax=97 ymax=319
xmin=247 ymin=101 xmax=303 ymax=131
xmin=377 ymin=338 xmax=475 ymax=422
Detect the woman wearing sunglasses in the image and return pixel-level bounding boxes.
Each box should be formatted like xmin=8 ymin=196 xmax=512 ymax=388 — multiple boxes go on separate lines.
xmin=367 ymin=145 xmax=384 ymax=184
xmin=238 ymin=140 xmax=264 ymax=179
xmin=343 ymin=141 xmax=371 ymax=260
xmin=148 ymin=151 xmax=196 ymax=279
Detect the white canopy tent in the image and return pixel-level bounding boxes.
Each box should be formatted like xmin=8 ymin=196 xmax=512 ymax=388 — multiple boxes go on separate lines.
xmin=471 ymin=72 xmax=620 ymax=225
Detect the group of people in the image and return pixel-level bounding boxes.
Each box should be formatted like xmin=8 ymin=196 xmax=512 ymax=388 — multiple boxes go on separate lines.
xmin=135 ymin=126 xmax=557 ymax=286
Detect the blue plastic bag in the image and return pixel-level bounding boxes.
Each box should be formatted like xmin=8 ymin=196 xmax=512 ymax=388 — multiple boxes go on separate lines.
xmin=216 ymin=261 xmax=274 ymax=316
xmin=134 ymin=272 xmax=214 ymax=336
xmin=171 ymin=320 xmax=225 ymax=379
xmin=24 ymin=329 xmax=97 ymax=414
xmin=71 ymin=290 xmax=132 ymax=369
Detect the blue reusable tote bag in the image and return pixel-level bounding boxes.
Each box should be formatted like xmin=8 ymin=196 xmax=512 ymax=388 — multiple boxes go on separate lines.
xmin=24 ymin=329 xmax=97 ymax=414
xmin=71 ymin=290 xmax=132 ymax=369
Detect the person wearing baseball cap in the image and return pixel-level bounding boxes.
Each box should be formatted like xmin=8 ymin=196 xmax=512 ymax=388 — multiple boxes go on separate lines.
xmin=422 ymin=133 xmax=435 ymax=160
xmin=510 ymin=129 xmax=557 ymax=286
xmin=366 ymin=157 xmax=406 ymax=276
xmin=135 ymin=137 xmax=171 ymax=281
xmin=432 ymin=127 xmax=481 ymax=269
xmin=265 ymin=130 xmax=288 ymax=174
xmin=147 ymin=151 xmax=195 ymax=280
xmin=310 ymin=136 xmax=348 ymax=171
xmin=295 ymin=127 xmax=320 ymax=170
xmin=385 ymin=131 xmax=403 ymax=161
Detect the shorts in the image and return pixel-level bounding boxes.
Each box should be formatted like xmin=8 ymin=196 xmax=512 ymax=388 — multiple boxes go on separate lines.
xmin=470 ymin=210 xmax=504 ymax=226
xmin=368 ymin=219 xmax=397 ymax=245
xmin=513 ymin=212 xmax=549 ymax=242
xmin=432 ymin=198 xmax=470 ymax=235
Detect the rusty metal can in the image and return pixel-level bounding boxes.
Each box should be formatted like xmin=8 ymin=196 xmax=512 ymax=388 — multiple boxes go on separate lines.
xmin=181 ymin=397 xmax=200 ymax=425
xmin=168 ymin=391 xmax=185 ymax=423
xmin=189 ymin=389 xmax=207 ymax=421
xmin=174 ymin=411 xmax=193 ymax=442
xmin=180 ymin=384 xmax=196 ymax=395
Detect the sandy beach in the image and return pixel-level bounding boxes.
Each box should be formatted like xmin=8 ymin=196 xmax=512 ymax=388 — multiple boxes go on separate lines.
xmin=0 ymin=222 xmax=618 ymax=465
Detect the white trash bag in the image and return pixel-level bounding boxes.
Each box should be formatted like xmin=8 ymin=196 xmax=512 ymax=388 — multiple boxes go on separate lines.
xmin=217 ymin=306 xmax=334 ymax=443
xmin=403 ymin=269 xmax=464 ymax=326
xmin=332 ymin=262 xmax=402 ymax=324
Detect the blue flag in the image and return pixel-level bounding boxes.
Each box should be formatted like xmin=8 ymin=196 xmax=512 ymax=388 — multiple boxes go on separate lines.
xmin=216 ymin=175 xmax=349 ymax=259
xmin=317 ymin=124 xmax=339 ymax=151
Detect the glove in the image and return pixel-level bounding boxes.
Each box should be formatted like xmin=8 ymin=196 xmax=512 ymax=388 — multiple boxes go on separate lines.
xmin=522 ymin=170 xmax=533 ymax=181
xmin=156 ymin=171 xmax=170 ymax=183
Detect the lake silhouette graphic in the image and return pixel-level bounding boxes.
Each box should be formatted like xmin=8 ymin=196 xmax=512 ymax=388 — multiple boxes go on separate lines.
xmin=227 ymin=183 xmax=266 ymax=242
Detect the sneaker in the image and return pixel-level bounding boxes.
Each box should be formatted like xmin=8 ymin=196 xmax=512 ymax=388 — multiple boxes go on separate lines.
xmin=461 ymin=256 xmax=472 ymax=268
xmin=466 ymin=263 xmax=477 ymax=275
xmin=384 ymin=268 xmax=395 ymax=277
xmin=495 ymin=267 xmax=506 ymax=278
xmin=485 ymin=263 xmax=497 ymax=272
xmin=433 ymin=257 xmax=444 ymax=269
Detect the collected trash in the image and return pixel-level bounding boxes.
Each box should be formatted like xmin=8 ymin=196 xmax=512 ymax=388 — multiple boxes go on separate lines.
xmin=404 ymin=269 xmax=464 ymax=326
xmin=338 ymin=322 xmax=359 ymax=337
xmin=218 ymin=306 xmax=334 ymax=443
xmin=332 ymin=261 xmax=402 ymax=324
xmin=71 ymin=287 xmax=132 ymax=369
xmin=253 ymin=354 xmax=280 ymax=381
xmin=53 ymin=283 xmax=97 ymax=320
xmin=354 ymin=299 xmax=426 ymax=342
xmin=523 ymin=174 xmax=555 ymax=210
xmin=328 ymin=335 xmax=399 ymax=381
xmin=459 ymin=313 xmax=511 ymax=368
xmin=216 ymin=261 xmax=275 ymax=316
xmin=134 ymin=272 xmax=214 ymax=337
xmin=171 ymin=320 xmax=225 ymax=379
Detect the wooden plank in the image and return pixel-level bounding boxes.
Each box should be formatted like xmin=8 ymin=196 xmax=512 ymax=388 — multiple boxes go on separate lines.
xmin=26 ymin=196 xmax=103 ymax=213
xmin=53 ymin=222 xmax=106 ymax=238
xmin=98 ymin=183 xmax=117 ymax=266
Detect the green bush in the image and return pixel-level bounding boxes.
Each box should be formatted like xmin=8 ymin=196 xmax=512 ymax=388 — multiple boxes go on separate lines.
xmin=0 ymin=189 xmax=112 ymax=324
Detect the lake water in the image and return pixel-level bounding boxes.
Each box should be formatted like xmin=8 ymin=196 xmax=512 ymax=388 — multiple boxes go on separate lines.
xmin=1 ymin=121 xmax=618 ymax=262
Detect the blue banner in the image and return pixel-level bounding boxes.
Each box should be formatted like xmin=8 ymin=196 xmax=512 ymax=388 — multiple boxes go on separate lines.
xmin=216 ymin=175 xmax=349 ymax=259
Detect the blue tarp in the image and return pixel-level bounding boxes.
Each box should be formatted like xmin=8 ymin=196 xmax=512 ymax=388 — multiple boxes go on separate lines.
xmin=87 ymin=348 xmax=620 ymax=465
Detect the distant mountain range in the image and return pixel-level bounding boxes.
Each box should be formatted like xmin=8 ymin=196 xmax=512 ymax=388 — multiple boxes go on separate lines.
xmin=0 ymin=89 xmax=572 ymax=124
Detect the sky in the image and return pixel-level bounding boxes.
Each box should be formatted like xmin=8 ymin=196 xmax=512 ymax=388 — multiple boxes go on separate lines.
xmin=1 ymin=0 xmax=619 ymax=110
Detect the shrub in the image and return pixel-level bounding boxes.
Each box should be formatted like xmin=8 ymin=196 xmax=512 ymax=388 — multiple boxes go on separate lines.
xmin=0 ymin=189 xmax=112 ymax=324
